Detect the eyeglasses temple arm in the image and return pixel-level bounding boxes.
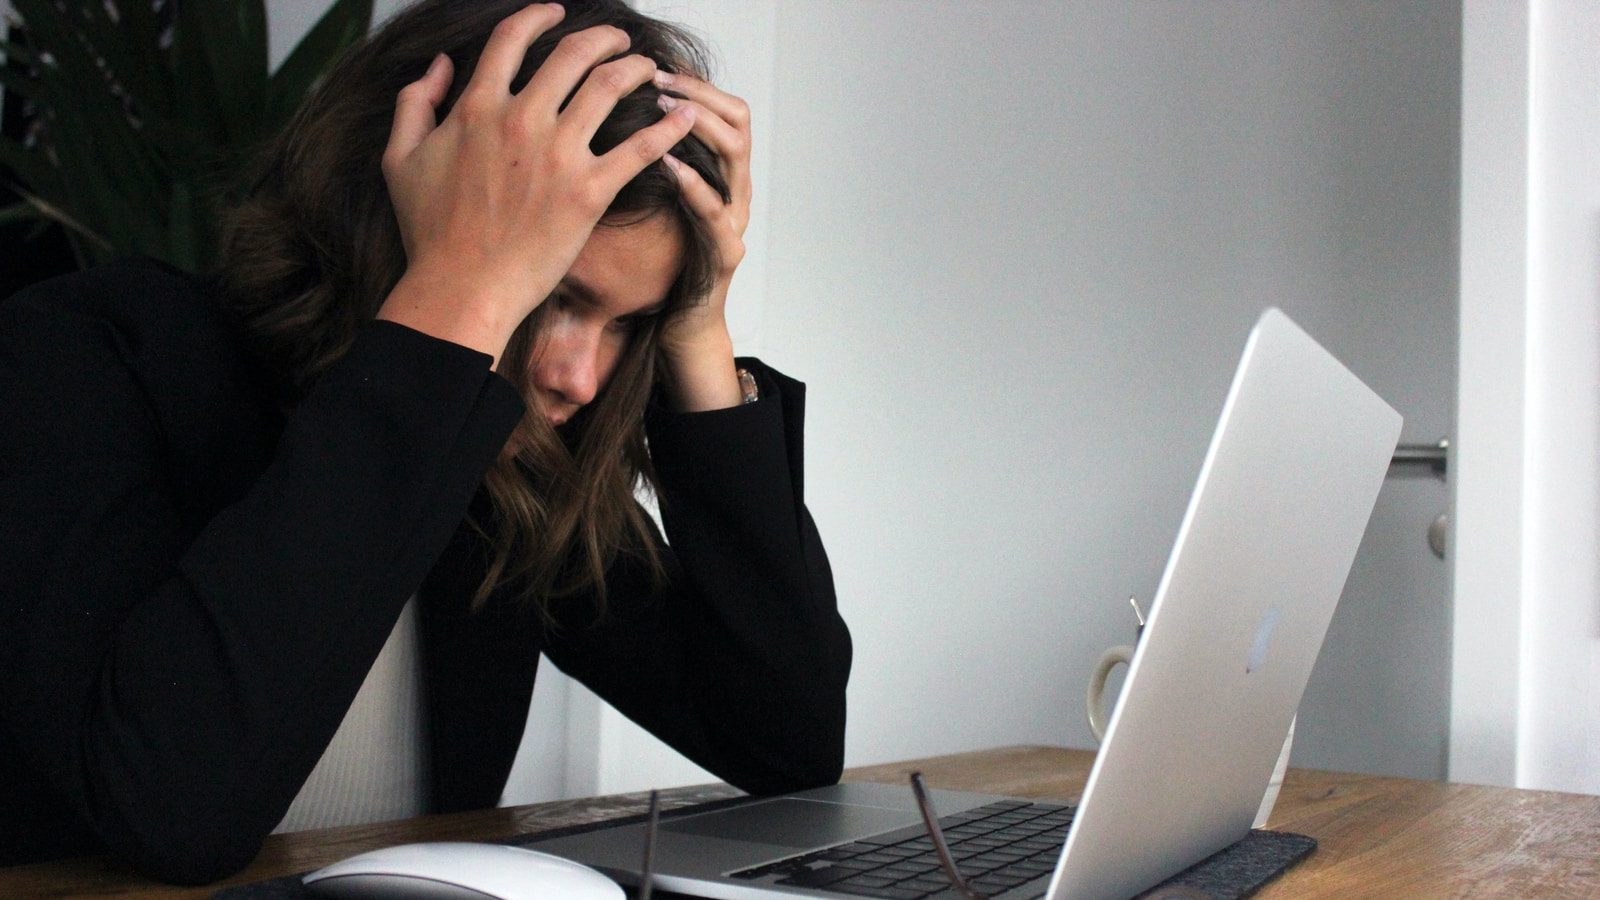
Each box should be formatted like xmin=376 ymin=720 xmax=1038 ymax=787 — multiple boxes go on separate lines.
xmin=910 ymin=772 xmax=989 ymax=900
xmin=638 ymin=790 xmax=660 ymax=900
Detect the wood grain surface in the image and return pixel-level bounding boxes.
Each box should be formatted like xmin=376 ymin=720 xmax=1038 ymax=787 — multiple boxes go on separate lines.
xmin=3 ymin=746 xmax=1596 ymax=898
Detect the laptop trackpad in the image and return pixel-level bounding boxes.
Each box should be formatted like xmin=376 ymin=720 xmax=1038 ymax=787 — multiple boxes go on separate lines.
xmin=662 ymin=798 xmax=916 ymax=850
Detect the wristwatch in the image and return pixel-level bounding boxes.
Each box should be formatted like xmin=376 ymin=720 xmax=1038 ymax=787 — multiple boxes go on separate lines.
xmin=736 ymin=367 xmax=759 ymax=404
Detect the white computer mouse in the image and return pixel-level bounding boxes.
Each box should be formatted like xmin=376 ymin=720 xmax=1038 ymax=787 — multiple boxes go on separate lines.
xmin=302 ymin=841 xmax=625 ymax=900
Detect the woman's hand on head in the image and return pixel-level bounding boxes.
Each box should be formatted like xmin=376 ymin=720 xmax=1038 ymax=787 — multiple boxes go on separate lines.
xmin=376 ymin=3 xmax=697 ymax=366
xmin=655 ymin=71 xmax=755 ymax=411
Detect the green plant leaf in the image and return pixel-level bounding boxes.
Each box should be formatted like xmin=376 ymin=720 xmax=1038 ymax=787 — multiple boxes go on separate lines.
xmin=0 ymin=200 xmax=45 ymax=227
xmin=8 ymin=0 xmax=105 ymax=108
xmin=3 ymin=0 xmax=354 ymax=273
xmin=167 ymin=4 xmax=228 ymax=149
xmin=8 ymin=185 xmax=111 ymax=255
xmin=0 ymin=62 xmax=41 ymax=104
xmin=69 ymin=0 xmax=171 ymax=128
xmin=177 ymin=0 xmax=270 ymax=146
xmin=0 ymin=136 xmax=55 ymax=194
xmin=25 ymin=67 xmax=166 ymax=260
xmin=29 ymin=64 xmax=169 ymax=248
xmin=265 ymin=0 xmax=373 ymax=135
xmin=166 ymin=179 xmax=200 ymax=272
xmin=6 ymin=2 xmax=175 ymax=259
xmin=6 ymin=1 xmax=161 ymax=194
xmin=109 ymin=0 xmax=176 ymax=123
xmin=0 ymin=36 xmax=43 ymax=69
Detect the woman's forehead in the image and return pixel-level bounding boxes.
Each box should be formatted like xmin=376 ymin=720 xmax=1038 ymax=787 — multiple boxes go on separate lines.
xmin=563 ymin=217 xmax=685 ymax=316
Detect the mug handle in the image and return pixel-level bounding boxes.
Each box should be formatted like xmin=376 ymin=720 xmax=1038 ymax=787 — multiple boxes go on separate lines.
xmin=1086 ymin=644 xmax=1134 ymax=743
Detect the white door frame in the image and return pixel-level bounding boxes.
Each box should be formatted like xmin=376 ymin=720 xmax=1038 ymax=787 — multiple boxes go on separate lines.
xmin=1452 ymin=0 xmax=1600 ymax=793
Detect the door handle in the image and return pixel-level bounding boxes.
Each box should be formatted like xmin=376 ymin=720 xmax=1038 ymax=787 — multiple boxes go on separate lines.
xmin=1391 ymin=438 xmax=1448 ymax=478
xmin=1387 ymin=438 xmax=1449 ymax=559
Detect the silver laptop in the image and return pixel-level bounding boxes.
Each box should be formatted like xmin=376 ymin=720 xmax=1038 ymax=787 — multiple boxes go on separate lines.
xmin=527 ymin=308 xmax=1402 ymax=900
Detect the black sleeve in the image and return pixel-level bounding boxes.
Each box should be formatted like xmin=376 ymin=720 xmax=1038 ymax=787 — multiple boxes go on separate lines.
xmin=540 ymin=361 xmax=852 ymax=795
xmin=0 ymin=291 xmax=524 ymax=883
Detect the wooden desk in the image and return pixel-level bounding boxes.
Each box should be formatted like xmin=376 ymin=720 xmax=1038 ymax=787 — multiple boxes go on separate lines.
xmin=4 ymin=746 xmax=1598 ymax=898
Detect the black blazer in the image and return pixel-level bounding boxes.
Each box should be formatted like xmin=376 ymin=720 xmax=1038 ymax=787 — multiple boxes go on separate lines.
xmin=0 ymin=260 xmax=850 ymax=883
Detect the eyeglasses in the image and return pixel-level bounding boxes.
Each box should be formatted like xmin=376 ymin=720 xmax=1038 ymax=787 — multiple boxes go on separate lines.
xmin=638 ymin=790 xmax=660 ymax=900
xmin=634 ymin=774 xmax=990 ymax=900
xmin=910 ymin=771 xmax=991 ymax=900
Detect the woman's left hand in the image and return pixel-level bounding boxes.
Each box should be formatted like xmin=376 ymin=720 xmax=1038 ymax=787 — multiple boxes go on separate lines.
xmin=655 ymin=71 xmax=753 ymax=411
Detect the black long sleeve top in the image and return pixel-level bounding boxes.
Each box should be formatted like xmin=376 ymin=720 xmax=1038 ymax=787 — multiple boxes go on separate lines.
xmin=0 ymin=259 xmax=850 ymax=884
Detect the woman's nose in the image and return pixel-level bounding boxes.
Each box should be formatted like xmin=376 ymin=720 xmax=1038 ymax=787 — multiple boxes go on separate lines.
xmin=542 ymin=327 xmax=602 ymax=407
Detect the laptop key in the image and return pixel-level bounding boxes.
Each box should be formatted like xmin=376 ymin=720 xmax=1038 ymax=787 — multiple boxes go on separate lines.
xmin=835 ymin=873 xmax=898 ymax=889
xmin=973 ymin=874 xmax=1030 ymax=892
xmin=857 ymin=823 xmax=934 ymax=846
xmin=828 ymin=858 xmax=879 ymax=871
xmin=777 ymin=865 xmax=870 ymax=888
xmin=830 ymin=886 xmax=926 ymax=899
xmin=853 ymin=851 xmax=901 ymax=864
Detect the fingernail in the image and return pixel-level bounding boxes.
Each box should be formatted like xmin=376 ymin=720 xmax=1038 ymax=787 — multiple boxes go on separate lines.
xmin=663 ymin=153 xmax=682 ymax=172
xmin=657 ymin=94 xmax=677 ymax=112
xmin=678 ymin=104 xmax=696 ymax=124
xmin=654 ymin=70 xmax=674 ymax=88
xmin=427 ymin=53 xmax=447 ymax=77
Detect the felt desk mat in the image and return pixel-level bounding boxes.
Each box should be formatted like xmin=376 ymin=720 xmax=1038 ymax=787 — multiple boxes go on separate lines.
xmin=215 ymin=795 xmax=1316 ymax=900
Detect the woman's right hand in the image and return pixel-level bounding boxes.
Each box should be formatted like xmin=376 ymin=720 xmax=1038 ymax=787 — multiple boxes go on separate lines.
xmin=376 ymin=3 xmax=696 ymax=366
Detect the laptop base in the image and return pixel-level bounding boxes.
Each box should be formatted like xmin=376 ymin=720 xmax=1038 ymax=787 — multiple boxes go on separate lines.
xmin=215 ymin=791 xmax=1316 ymax=900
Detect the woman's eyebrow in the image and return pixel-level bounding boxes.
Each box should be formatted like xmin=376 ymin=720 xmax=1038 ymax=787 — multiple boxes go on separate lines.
xmin=558 ymin=276 xmax=667 ymax=317
xmin=625 ymin=301 xmax=669 ymax=318
xmin=559 ymin=275 xmax=600 ymax=306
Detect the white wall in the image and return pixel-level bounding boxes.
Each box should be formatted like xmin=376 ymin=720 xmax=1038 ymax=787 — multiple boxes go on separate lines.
xmin=1453 ymin=0 xmax=1600 ymax=794
xmin=762 ymin=0 xmax=1458 ymax=771
xmin=1519 ymin=0 xmax=1600 ymax=796
xmin=557 ymin=0 xmax=1462 ymax=794
xmin=1451 ymin=0 xmax=1530 ymax=790
xmin=262 ymin=1 xmax=1576 ymax=800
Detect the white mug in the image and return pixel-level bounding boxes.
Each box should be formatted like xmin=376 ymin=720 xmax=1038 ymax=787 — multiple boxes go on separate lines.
xmin=1085 ymin=643 xmax=1295 ymax=829
xmin=1085 ymin=643 xmax=1133 ymax=745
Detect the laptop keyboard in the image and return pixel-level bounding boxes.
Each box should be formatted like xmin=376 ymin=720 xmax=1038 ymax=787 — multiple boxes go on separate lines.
xmin=727 ymin=799 xmax=1074 ymax=899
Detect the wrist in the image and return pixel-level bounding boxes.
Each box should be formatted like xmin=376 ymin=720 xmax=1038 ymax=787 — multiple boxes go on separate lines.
xmin=662 ymin=328 xmax=741 ymax=412
xmin=377 ymin=268 xmax=522 ymax=368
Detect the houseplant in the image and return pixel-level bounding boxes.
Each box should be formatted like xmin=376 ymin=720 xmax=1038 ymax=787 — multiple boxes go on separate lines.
xmin=0 ymin=0 xmax=373 ymax=273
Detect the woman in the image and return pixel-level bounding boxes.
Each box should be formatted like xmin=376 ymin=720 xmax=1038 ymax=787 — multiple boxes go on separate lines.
xmin=0 ymin=0 xmax=849 ymax=884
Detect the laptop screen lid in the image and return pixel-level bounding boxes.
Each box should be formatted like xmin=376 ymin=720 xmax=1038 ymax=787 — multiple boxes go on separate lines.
xmin=525 ymin=308 xmax=1399 ymax=900
xmin=1047 ymin=308 xmax=1401 ymax=899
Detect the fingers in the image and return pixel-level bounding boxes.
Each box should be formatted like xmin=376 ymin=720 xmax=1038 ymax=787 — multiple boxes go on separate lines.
xmin=664 ymin=152 xmax=746 ymax=278
xmin=519 ymin=25 xmax=633 ymax=110
xmin=560 ymin=54 xmax=659 ymax=145
xmin=468 ymin=3 xmax=566 ymax=96
xmin=655 ymin=70 xmax=750 ymax=132
xmin=594 ymin=102 xmax=696 ymax=194
xmin=384 ymin=53 xmax=455 ymax=175
xmin=664 ymin=153 xmax=729 ymax=223
xmin=656 ymin=73 xmax=751 ymax=209
xmin=657 ymin=96 xmax=743 ymax=198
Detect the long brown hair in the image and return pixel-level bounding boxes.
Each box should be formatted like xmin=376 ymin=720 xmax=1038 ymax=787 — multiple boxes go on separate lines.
xmin=215 ymin=0 xmax=731 ymax=617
